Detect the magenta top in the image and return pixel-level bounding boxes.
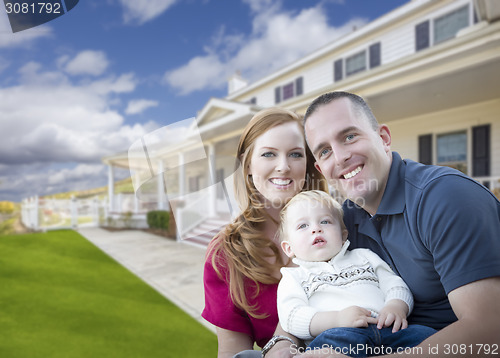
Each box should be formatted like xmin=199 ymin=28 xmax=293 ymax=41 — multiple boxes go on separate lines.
xmin=202 ymin=249 xmax=279 ymax=348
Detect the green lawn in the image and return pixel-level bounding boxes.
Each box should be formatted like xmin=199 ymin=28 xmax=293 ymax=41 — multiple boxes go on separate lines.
xmin=0 ymin=230 xmax=217 ymax=358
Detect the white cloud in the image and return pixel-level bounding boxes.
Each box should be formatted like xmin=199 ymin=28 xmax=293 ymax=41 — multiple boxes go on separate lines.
xmin=125 ymin=99 xmax=159 ymax=115
xmin=61 ymin=50 xmax=110 ymax=76
xmin=164 ymin=2 xmax=367 ymax=95
xmin=0 ymin=58 xmax=161 ymax=201
xmin=0 ymin=14 xmax=52 ymax=48
xmin=118 ymin=0 xmax=178 ymax=25
xmin=47 ymin=164 xmax=106 ymax=186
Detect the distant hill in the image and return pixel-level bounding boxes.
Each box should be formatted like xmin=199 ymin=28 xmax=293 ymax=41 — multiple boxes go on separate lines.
xmin=41 ymin=177 xmax=135 ymax=200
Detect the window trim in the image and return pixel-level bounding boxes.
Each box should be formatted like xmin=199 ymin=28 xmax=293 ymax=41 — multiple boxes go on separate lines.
xmin=274 ymin=76 xmax=304 ymax=104
xmin=416 ymin=3 xmax=472 ymax=52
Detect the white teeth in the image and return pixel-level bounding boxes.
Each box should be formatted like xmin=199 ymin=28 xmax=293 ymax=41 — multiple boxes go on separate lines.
xmin=271 ymin=179 xmax=291 ymax=185
xmin=343 ymin=166 xmax=362 ymax=179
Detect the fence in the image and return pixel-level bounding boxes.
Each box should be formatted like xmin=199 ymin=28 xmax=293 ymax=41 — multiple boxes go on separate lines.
xmin=21 ymin=196 xmax=107 ymax=231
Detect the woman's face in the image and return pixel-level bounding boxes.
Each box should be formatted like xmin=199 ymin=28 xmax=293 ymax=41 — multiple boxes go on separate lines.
xmin=248 ymin=121 xmax=307 ymax=209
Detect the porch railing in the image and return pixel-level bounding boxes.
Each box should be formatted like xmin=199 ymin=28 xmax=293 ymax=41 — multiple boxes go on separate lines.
xmin=21 ymin=196 xmax=107 ymax=231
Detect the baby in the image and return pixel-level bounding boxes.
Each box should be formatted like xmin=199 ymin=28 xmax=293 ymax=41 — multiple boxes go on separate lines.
xmin=277 ymin=190 xmax=435 ymax=357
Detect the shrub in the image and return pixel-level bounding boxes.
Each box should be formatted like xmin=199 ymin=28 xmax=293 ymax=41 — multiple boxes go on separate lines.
xmin=146 ymin=211 xmax=169 ymax=231
xmin=0 ymin=201 xmax=15 ymax=214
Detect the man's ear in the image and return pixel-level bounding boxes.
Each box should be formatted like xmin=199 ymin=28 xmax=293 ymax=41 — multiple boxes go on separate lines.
xmin=378 ymin=124 xmax=392 ymax=152
xmin=342 ymin=229 xmax=348 ymax=242
xmin=281 ymin=241 xmax=295 ymax=258
xmin=314 ymin=162 xmax=323 ymax=175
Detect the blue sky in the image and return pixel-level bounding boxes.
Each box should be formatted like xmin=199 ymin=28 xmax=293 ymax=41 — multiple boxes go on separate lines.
xmin=0 ymin=0 xmax=408 ymax=202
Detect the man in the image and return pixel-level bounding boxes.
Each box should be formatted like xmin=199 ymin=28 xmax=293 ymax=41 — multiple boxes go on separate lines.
xmin=295 ymin=91 xmax=500 ymax=357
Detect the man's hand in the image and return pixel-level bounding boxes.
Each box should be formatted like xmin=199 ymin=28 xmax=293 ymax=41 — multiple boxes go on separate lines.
xmin=377 ymin=299 xmax=409 ymax=332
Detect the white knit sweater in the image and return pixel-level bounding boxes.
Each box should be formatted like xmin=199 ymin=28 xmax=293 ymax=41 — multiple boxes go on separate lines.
xmin=277 ymin=240 xmax=414 ymax=340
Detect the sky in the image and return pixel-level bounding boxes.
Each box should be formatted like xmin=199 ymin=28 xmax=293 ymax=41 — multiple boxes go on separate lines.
xmin=0 ymin=0 xmax=409 ymax=202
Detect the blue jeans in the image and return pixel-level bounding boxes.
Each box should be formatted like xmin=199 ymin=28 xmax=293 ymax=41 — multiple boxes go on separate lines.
xmin=308 ymin=324 xmax=436 ymax=357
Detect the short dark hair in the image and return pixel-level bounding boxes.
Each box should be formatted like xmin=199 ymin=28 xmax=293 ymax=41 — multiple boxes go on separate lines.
xmin=304 ymin=91 xmax=378 ymax=130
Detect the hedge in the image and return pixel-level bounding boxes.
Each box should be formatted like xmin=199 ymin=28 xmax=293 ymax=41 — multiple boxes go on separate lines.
xmin=146 ymin=210 xmax=169 ymax=231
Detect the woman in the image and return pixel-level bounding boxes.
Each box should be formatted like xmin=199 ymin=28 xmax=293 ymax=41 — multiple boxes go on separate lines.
xmin=202 ymin=108 xmax=327 ymax=357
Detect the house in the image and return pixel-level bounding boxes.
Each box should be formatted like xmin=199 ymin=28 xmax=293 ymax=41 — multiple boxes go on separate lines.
xmin=103 ymin=0 xmax=500 ymax=245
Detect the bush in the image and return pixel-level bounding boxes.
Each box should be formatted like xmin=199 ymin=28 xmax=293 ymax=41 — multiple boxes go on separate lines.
xmin=0 ymin=201 xmax=15 ymax=214
xmin=146 ymin=211 xmax=169 ymax=231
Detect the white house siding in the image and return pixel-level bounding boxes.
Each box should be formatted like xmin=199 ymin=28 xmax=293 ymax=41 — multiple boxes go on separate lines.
xmin=388 ymin=99 xmax=500 ymax=177
xmin=233 ymin=0 xmax=477 ymax=108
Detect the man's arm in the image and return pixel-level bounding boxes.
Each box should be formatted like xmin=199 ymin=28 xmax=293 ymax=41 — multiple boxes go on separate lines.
xmin=297 ymin=277 xmax=500 ymax=358
xmin=408 ymin=277 xmax=500 ymax=358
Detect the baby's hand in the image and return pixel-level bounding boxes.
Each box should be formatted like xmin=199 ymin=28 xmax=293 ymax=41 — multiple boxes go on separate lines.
xmin=377 ymin=299 xmax=409 ymax=332
xmin=339 ymin=306 xmax=378 ymax=328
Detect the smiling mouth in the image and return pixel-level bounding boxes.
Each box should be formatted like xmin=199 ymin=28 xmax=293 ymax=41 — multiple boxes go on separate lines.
xmin=343 ymin=166 xmax=362 ymax=179
xmin=270 ymin=178 xmax=292 ymax=186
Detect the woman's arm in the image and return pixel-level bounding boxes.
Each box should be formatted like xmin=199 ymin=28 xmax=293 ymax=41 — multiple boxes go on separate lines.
xmin=216 ymin=327 xmax=254 ymax=358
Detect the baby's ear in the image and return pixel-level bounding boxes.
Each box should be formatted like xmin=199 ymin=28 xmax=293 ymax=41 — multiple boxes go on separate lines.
xmin=281 ymin=241 xmax=295 ymax=258
xmin=342 ymin=229 xmax=348 ymax=242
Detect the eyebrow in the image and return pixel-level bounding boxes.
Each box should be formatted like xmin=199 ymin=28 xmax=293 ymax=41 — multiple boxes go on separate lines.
xmin=259 ymin=146 xmax=305 ymax=151
xmin=312 ymin=126 xmax=359 ymax=156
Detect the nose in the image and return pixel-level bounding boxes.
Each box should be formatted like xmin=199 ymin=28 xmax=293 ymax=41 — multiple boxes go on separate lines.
xmin=332 ymin=144 xmax=351 ymax=165
xmin=312 ymin=226 xmax=323 ymax=234
xmin=276 ymin=157 xmax=290 ymax=173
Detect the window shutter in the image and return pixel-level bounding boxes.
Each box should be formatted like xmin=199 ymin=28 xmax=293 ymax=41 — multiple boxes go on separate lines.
xmin=275 ymin=87 xmax=281 ymax=104
xmin=416 ymin=20 xmax=430 ymax=51
xmin=418 ymin=134 xmax=432 ymax=165
xmin=472 ymin=124 xmax=490 ymax=177
xmin=295 ymin=77 xmax=303 ymax=96
xmin=369 ymin=42 xmax=381 ymax=69
xmin=334 ymin=59 xmax=343 ymax=82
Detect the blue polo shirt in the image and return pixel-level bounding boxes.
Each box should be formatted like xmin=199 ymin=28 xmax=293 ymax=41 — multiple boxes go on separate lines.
xmin=343 ymin=152 xmax=500 ymax=330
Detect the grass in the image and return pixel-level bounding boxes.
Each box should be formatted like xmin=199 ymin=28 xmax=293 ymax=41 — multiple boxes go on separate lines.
xmin=0 ymin=230 xmax=217 ymax=358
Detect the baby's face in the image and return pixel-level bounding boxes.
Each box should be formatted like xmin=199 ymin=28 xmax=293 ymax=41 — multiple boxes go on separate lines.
xmin=281 ymin=200 xmax=345 ymax=262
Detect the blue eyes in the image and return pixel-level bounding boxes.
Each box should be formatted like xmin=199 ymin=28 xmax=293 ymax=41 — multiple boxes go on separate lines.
xmin=261 ymin=152 xmax=304 ymax=158
xmin=318 ymin=133 xmax=357 ymax=159
xmin=296 ymin=220 xmax=332 ymax=230
xmin=319 ymin=148 xmax=331 ymax=158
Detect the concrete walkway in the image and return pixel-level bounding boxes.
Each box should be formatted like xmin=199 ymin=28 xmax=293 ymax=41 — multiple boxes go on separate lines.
xmin=77 ymin=227 xmax=215 ymax=333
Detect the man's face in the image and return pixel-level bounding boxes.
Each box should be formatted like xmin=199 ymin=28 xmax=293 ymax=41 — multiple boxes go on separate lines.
xmin=304 ymin=98 xmax=392 ymax=214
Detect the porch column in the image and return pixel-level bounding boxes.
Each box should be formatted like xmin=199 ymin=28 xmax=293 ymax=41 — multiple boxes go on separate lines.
xmin=157 ymin=159 xmax=166 ymax=210
xmin=178 ymin=152 xmax=185 ymax=197
xmin=107 ymin=165 xmax=114 ymax=212
xmin=208 ymin=143 xmax=217 ymax=217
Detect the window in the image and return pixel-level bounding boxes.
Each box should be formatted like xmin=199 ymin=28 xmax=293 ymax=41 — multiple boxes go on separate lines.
xmin=274 ymin=77 xmax=304 ymax=103
xmin=346 ymin=51 xmax=366 ymax=76
xmin=282 ymin=82 xmax=294 ymax=101
xmin=434 ymin=5 xmax=469 ymax=45
xmin=437 ymin=131 xmax=467 ymax=173
xmin=415 ymin=5 xmax=470 ymax=51
xmin=188 ymin=176 xmax=200 ymax=192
